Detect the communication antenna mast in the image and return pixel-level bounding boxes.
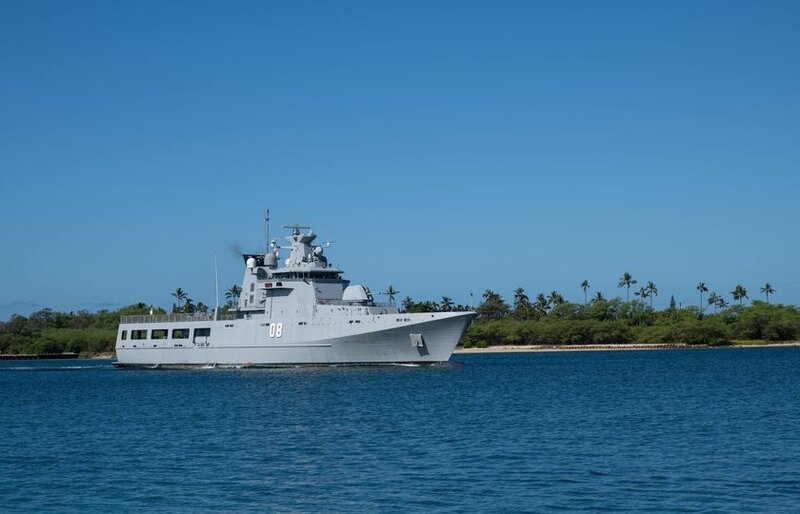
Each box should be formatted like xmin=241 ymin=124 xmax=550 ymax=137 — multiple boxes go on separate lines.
xmin=214 ymin=251 xmax=220 ymax=321
xmin=264 ymin=208 xmax=270 ymax=254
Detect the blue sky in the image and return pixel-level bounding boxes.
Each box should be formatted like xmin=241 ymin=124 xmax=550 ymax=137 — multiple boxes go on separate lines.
xmin=1 ymin=0 xmax=798 ymax=319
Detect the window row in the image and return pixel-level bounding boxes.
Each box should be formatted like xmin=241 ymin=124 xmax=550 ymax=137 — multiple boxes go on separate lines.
xmin=121 ymin=328 xmax=210 ymax=341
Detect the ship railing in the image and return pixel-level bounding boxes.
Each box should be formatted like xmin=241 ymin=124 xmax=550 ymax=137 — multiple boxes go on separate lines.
xmin=316 ymin=300 xmax=393 ymax=308
xmin=120 ymin=313 xmax=236 ymax=324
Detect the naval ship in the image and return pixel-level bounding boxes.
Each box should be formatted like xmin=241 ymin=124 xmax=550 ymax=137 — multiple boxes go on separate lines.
xmin=115 ymin=215 xmax=476 ymax=367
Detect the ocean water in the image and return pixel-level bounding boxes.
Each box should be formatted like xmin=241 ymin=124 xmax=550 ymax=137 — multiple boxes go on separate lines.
xmin=1 ymin=348 xmax=799 ymax=513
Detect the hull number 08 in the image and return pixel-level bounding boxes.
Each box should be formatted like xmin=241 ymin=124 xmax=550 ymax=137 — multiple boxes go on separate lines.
xmin=269 ymin=323 xmax=283 ymax=338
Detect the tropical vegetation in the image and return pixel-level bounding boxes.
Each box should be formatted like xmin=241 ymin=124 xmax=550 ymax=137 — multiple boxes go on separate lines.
xmin=0 ymin=285 xmax=232 ymax=356
xmin=400 ymin=278 xmax=797 ymax=348
xmin=0 ymin=303 xmax=161 ymax=356
xmin=444 ymin=277 xmax=799 ymax=347
xmin=453 ymin=296 xmax=799 ymax=348
xmin=1 ymin=278 xmax=797 ymax=356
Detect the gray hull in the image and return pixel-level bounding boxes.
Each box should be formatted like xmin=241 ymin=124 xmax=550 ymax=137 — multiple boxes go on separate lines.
xmin=115 ymin=312 xmax=475 ymax=368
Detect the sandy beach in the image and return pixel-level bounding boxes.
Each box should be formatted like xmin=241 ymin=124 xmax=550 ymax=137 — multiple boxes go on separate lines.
xmin=454 ymin=342 xmax=800 ymax=354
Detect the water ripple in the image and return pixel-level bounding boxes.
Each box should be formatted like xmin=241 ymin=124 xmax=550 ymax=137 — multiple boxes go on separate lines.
xmin=1 ymin=348 xmax=800 ymax=512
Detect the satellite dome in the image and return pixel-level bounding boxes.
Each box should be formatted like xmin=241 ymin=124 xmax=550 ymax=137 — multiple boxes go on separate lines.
xmin=343 ymin=285 xmax=373 ymax=303
xmin=263 ymin=253 xmax=278 ymax=268
xmin=246 ymin=257 xmax=256 ymax=269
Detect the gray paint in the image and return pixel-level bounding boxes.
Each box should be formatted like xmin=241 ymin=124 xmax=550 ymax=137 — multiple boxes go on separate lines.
xmin=115 ymin=221 xmax=475 ymax=367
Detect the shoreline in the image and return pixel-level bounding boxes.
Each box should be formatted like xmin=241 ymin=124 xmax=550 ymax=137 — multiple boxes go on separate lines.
xmin=88 ymin=352 xmax=116 ymax=359
xmin=454 ymin=342 xmax=800 ymax=354
xmin=3 ymin=343 xmax=799 ymax=361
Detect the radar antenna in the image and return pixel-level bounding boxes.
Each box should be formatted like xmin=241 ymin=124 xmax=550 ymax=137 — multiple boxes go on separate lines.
xmin=282 ymin=224 xmax=312 ymax=236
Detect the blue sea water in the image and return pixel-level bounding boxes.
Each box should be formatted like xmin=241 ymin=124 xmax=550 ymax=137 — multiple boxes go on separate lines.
xmin=1 ymin=348 xmax=800 ymax=513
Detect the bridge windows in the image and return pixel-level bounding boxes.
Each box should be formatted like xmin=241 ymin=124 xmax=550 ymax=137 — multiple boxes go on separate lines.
xmin=151 ymin=329 xmax=168 ymax=340
xmin=130 ymin=330 xmax=147 ymax=340
xmin=120 ymin=330 xmax=127 ymax=340
xmin=271 ymin=272 xmax=339 ymax=280
xmin=172 ymin=328 xmax=190 ymax=339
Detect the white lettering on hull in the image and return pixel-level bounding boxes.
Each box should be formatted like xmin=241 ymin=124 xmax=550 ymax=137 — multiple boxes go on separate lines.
xmin=268 ymin=323 xmax=283 ymax=338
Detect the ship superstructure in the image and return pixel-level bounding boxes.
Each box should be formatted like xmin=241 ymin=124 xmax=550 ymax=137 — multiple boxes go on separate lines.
xmin=115 ymin=215 xmax=476 ymax=367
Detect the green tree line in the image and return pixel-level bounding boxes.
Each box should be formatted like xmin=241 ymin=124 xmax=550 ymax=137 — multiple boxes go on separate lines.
xmin=1 ymin=278 xmax=796 ymax=355
xmin=0 ymin=303 xmax=162 ymax=355
xmin=461 ymin=298 xmax=800 ymax=347
xmin=0 ymin=283 xmax=246 ymax=355
xmin=403 ymin=275 xmax=796 ymax=348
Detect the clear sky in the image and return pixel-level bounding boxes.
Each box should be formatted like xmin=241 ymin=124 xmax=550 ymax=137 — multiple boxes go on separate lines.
xmin=1 ymin=0 xmax=798 ymax=320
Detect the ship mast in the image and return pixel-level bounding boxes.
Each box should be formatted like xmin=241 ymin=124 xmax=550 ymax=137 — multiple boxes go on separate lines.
xmin=214 ymin=252 xmax=220 ymax=321
xmin=264 ymin=208 xmax=270 ymax=255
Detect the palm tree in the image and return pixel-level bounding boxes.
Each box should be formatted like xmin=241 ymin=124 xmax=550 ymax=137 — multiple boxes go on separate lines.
xmin=513 ymin=288 xmax=531 ymax=319
xmin=696 ymin=282 xmax=708 ymax=312
xmin=592 ymin=291 xmax=606 ymax=303
xmin=618 ymin=271 xmax=637 ymax=301
xmin=731 ymin=284 xmax=748 ymax=306
xmin=184 ymin=298 xmax=195 ymax=313
xmin=401 ymin=296 xmax=414 ymax=313
xmin=644 ymin=281 xmax=658 ymax=308
xmin=172 ymin=288 xmax=188 ymax=312
xmin=634 ymin=286 xmax=649 ymax=302
xmin=707 ymin=292 xmax=720 ymax=313
xmin=716 ymin=297 xmax=729 ymax=310
xmin=534 ymin=293 xmax=549 ymax=314
xmin=548 ymin=290 xmax=564 ymax=307
xmin=760 ymin=282 xmax=775 ymax=304
xmin=478 ymin=290 xmax=510 ymax=319
xmin=580 ymin=280 xmax=590 ymax=305
xmin=440 ymin=296 xmax=453 ymax=312
xmin=382 ymin=285 xmax=400 ymax=306
xmin=225 ymin=285 xmax=242 ymax=308
xmin=483 ymin=290 xmax=500 ymax=301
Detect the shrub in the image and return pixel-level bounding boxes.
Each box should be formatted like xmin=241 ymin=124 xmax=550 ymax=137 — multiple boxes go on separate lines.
xmin=637 ymin=320 xmax=730 ymax=345
xmin=729 ymin=302 xmax=800 ymax=341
